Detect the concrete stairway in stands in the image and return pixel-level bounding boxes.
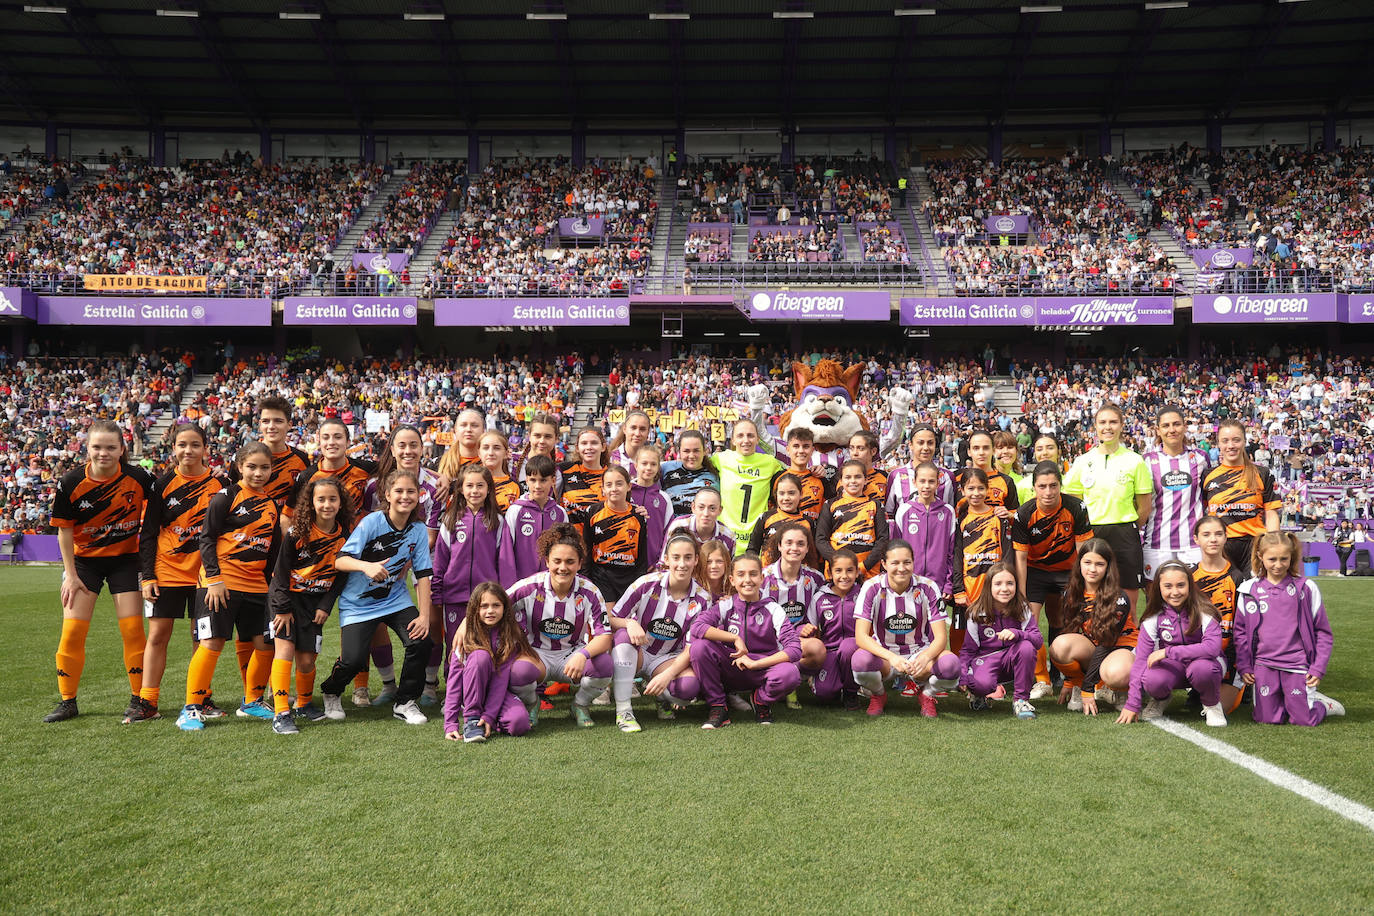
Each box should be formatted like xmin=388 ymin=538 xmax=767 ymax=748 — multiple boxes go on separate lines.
xmin=148 ymin=371 xmax=217 ymax=444
xmin=1110 ymin=176 xmax=1196 ymax=293
xmin=987 ymin=375 xmax=1024 ymax=417
xmin=406 ymin=210 xmax=459 ymax=283
xmin=841 ymin=223 xmax=862 ymax=262
xmin=328 ymin=169 xmax=402 ymax=262
xmin=906 ymin=167 xmax=954 ymax=294
xmin=652 ymin=174 xmax=676 ymax=285
xmin=575 ymin=375 xmax=608 ymax=425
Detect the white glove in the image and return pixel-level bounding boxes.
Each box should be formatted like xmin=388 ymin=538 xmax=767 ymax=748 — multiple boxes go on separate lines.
xmin=746 ymin=384 xmax=771 ymax=415
xmin=887 ymin=386 xmax=913 ymax=418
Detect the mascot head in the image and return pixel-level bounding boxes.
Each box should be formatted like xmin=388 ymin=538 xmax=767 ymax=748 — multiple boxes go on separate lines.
xmin=779 ymin=359 xmax=868 ymax=451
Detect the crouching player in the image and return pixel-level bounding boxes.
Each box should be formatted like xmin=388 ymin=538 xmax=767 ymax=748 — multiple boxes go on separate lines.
xmin=959 ymin=561 xmax=1042 ymax=719
xmin=443 ymin=583 xmax=533 ymax=743
xmin=689 ymin=553 xmax=802 ymax=728
xmin=608 ymin=533 xmax=713 ymax=732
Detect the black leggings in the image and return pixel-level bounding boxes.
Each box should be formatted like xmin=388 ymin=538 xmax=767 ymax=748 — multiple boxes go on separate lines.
xmin=321 ymin=607 xmax=429 ymax=704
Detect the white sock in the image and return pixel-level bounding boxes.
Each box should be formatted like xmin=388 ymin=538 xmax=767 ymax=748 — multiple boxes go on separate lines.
xmin=611 ymin=643 xmax=637 ymax=715
xmin=854 ymin=670 xmax=885 ymax=696
xmin=513 ymin=682 xmax=536 ymax=712
xmin=378 ymin=665 xmax=396 ymax=686
xmin=926 ymin=675 xmax=957 ymax=695
xmin=663 ymin=691 xmax=688 ymax=707
xmin=575 ymin=676 xmax=611 ymax=707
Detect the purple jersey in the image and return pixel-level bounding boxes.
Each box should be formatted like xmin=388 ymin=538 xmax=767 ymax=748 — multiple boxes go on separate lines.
xmin=366 ymin=466 xmax=440 ymax=528
xmin=959 ymin=605 xmax=1043 ymax=665
xmin=885 ymin=464 xmax=956 ymax=515
xmin=612 ymin=571 xmax=712 ymax=657
xmin=892 ymin=498 xmax=957 ymax=595
xmin=1142 ymin=448 xmax=1209 ymax=551
xmin=663 ymin=515 xmax=737 ymax=557
xmin=508 ymin=571 xmax=610 ymax=652
xmin=430 ymin=508 xmax=516 ymax=607
xmin=690 ymin=595 xmax=803 ymax=661
xmin=1234 ymin=576 xmax=1333 ymax=678
xmin=761 ymin=561 xmax=826 ymax=628
xmin=1125 ymin=606 xmax=1223 ymax=712
xmin=854 ymin=572 xmax=946 ymax=653
xmin=808 ymin=585 xmax=858 ymax=647
xmin=630 ymin=481 xmax=673 ymax=562
xmin=504 ymin=497 xmax=569 ymax=582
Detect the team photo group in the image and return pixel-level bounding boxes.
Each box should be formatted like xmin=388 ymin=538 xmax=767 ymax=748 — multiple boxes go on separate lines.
xmin=43 ymin=355 xmax=1345 ymax=742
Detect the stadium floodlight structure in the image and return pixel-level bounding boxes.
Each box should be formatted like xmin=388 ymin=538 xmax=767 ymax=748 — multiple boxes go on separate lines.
xmin=894 ymin=8 xmax=936 ymax=15
xmin=526 ymin=12 xmax=568 ymax=19
xmin=155 ymin=8 xmax=199 ymax=16
xmin=279 ymin=11 xmax=322 ymax=19
xmin=22 ymin=5 xmax=68 ymax=12
xmin=404 ymin=12 xmax=445 ymax=20
xmin=649 ymin=12 xmax=690 ymax=19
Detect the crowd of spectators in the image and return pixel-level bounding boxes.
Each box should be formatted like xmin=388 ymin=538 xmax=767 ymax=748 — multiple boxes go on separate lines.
xmin=858 ymin=223 xmax=912 ymax=263
xmin=943 ymin=240 xmax=1177 ymax=295
xmin=683 ymin=227 xmax=731 ymax=263
xmin=355 ymin=160 xmax=466 ymax=256
xmin=747 ymin=228 xmax=842 ymax=262
xmin=0 ymin=157 xmax=78 ymax=230
xmin=0 ymin=154 xmax=383 ymax=297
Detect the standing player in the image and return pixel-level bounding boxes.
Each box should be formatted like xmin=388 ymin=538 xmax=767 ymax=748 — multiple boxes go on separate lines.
xmin=1063 ymin=404 xmax=1153 ymax=609
xmin=664 ymin=488 xmax=737 ymax=556
xmin=952 ymin=469 xmax=1010 ymax=609
xmin=607 ymin=409 xmax=653 ymax=473
xmin=1203 ymin=418 xmax=1280 ymax=572
xmin=886 ymin=424 xmax=957 ymax=514
xmin=514 ymin=412 xmax=564 ymax=494
xmin=708 ymin=419 xmax=784 ymax=554
xmin=44 ymin=420 xmax=154 ymax=723
xmin=773 ymin=428 xmax=831 ymax=523
xmin=133 ymin=423 xmax=225 ymax=723
xmin=238 ymin=396 xmax=309 ymax=506
xmin=659 ymin=430 xmax=718 ymax=518
xmin=561 ymin=427 xmax=609 ymax=532
xmin=748 ymin=473 xmax=815 ymax=560
xmin=1140 ymin=407 xmax=1209 ymax=580
xmin=1192 ymin=515 xmax=1247 ymax=714
xmin=816 ymin=461 xmax=889 ymax=580
xmin=505 ymin=455 xmax=568 ymax=581
xmin=629 ymin=445 xmax=673 ymax=562
xmin=436 ymin=408 xmax=486 ymax=477
xmin=582 ymin=465 xmax=650 ymax=604
xmin=892 ymin=462 xmax=957 ymax=614
xmin=478 ymin=430 xmax=521 ymax=512
xmin=955 ymin=430 xmax=1020 ymax=520
xmin=846 ymin=430 xmax=888 ymax=501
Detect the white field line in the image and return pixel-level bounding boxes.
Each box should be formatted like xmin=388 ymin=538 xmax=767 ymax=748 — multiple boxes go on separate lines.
xmin=1150 ymin=718 xmax=1374 ymax=833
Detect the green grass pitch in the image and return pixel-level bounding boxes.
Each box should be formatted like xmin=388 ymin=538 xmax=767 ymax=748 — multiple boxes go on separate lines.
xmin=2 ymin=566 xmax=1371 ymax=913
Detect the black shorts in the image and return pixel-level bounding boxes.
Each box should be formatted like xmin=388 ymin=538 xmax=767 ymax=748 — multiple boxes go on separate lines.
xmin=1025 ymin=566 xmax=1070 ymax=605
xmin=944 ymin=598 xmax=966 ymax=631
xmin=146 ymin=585 xmax=197 ymax=619
xmin=72 ymin=555 xmax=140 ymax=596
xmin=267 ymin=592 xmax=325 ymax=654
xmin=1224 ymin=536 xmax=1255 ymax=576
xmin=1094 ymin=522 xmax=1144 ymax=589
xmin=194 ymin=588 xmax=268 ymax=642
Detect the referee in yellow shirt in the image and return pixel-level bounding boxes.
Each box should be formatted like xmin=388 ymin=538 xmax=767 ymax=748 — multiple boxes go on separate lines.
xmin=1063 ymin=404 xmax=1154 ymax=609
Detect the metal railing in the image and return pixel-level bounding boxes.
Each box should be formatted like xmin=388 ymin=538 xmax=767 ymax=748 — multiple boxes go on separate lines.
xmin=1191 ymin=268 xmax=1374 ymax=295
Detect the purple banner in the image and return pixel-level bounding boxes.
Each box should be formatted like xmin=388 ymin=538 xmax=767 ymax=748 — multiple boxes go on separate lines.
xmin=746 ymin=290 xmax=889 ymax=322
xmin=283 ymin=296 xmax=418 ymax=325
xmin=1035 ymin=296 xmax=1175 ymax=326
xmin=352 ymin=252 xmax=410 ymax=274
xmin=0 ymin=286 xmax=35 ymax=320
xmin=433 ymin=298 xmax=630 ymax=327
xmin=985 ymin=214 xmax=1030 ymax=234
xmin=1190 ymin=248 xmax=1253 ymax=270
xmin=900 ymin=297 xmax=1037 ymax=326
xmin=1338 ymin=295 xmax=1374 ymax=324
xmin=1193 ymin=293 xmax=1338 ymax=324
xmin=558 ymin=217 xmax=605 ymax=238
xmin=36 ymin=296 xmax=271 ymax=326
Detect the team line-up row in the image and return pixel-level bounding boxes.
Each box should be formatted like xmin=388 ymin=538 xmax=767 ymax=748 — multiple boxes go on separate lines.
xmin=41 ymin=400 xmax=1342 ymax=736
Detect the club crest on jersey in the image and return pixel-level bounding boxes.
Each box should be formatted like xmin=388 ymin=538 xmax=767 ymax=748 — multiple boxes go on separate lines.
xmin=1160 ymin=626 xmax=1174 ymax=643
xmin=823 ymin=609 xmax=834 ymax=621
xmin=753 ymin=612 xmax=765 ymax=627
xmin=1260 ymin=685 xmax=1271 ymax=697
xmin=521 ymin=524 xmax=534 ymax=537
xmin=1285 ymin=584 xmax=1296 ymax=596
xmin=984 ymin=626 xmax=996 ymax=639
xmin=456 ymin=528 xmax=467 ymax=543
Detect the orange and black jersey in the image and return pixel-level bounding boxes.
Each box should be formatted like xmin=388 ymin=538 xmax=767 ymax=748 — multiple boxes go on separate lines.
xmin=1193 ymin=561 xmax=1245 ymax=648
xmin=583 ymin=503 xmax=649 ymax=600
xmin=270 ymin=524 xmax=347 ymax=611
xmin=491 ymin=474 xmax=521 ymax=513
xmin=815 ymin=493 xmax=889 ymax=577
xmin=286 ymin=457 xmax=377 ymax=524
xmin=748 ymin=508 xmax=815 ymax=557
xmin=50 ymin=463 xmax=154 ymax=558
xmin=139 ymin=469 xmax=226 ymax=586
xmin=953 ymin=508 xmax=1010 ymax=602
xmin=864 ymin=467 xmax=888 ymax=502
xmin=560 ymin=462 xmax=605 ymax=513
xmin=1067 ymin=593 xmax=1139 ymax=648
xmin=955 ymin=469 xmax=1021 ymax=519
xmin=775 ymin=467 xmax=832 ymax=522
xmin=1202 ymin=463 xmax=1279 ymax=539
xmin=1011 ymin=495 xmax=1093 ymax=572
xmin=231 ymin=446 xmax=309 ymax=505
xmin=199 ymin=484 xmax=281 ymax=594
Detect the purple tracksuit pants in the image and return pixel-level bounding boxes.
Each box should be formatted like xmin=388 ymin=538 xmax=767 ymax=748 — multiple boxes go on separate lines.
xmin=1141 ymin=657 xmax=1222 ymax=708
xmin=965 ymin=640 xmax=1039 ymax=701
xmin=1251 ymin=665 xmax=1327 ymax=726
xmin=442 ymin=648 xmax=531 ymax=736
xmin=689 ymin=639 xmax=801 ymax=707
xmin=852 ymin=646 xmax=961 ymax=684
xmin=807 ymin=637 xmax=858 ymax=700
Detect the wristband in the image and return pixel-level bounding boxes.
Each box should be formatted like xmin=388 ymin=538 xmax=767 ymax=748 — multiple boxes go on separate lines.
xmin=577 ymin=648 xmax=591 ymax=660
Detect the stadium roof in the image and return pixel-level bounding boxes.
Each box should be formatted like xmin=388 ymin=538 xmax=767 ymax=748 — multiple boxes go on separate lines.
xmin=1 ymin=0 xmax=1372 ymax=131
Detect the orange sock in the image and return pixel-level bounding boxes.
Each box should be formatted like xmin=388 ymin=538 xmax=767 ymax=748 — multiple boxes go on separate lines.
xmin=353 ymin=670 xmax=370 ymax=691
xmin=139 ymin=685 xmax=161 ymax=707
xmin=246 ymin=649 xmax=273 ymax=703
xmin=270 ymin=658 xmax=293 ymax=715
xmin=1035 ymin=645 xmax=1051 ymax=684
xmin=186 ymin=645 xmax=222 ymax=706
xmin=295 ymin=669 xmax=316 ymax=708
xmin=1053 ymin=659 xmax=1084 ymax=688
xmin=235 ymin=640 xmax=255 ymax=695
xmin=56 ymin=618 xmax=91 ymax=700
xmin=118 ymin=616 xmax=146 ymax=695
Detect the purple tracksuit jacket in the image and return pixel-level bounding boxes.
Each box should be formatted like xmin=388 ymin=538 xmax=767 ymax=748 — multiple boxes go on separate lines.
xmin=1124 ymin=606 xmax=1223 ymax=713
xmin=689 ymin=595 xmax=803 ymax=663
xmin=630 ymin=481 xmax=673 ymax=562
xmin=957 ymin=607 xmax=1043 ymax=674
xmin=808 ymin=585 xmax=858 ymax=648
xmin=892 ymin=498 xmax=957 ymax=595
xmin=1233 ymin=576 xmax=1333 ymax=679
xmin=504 ymin=497 xmax=568 ymax=582
xmin=431 ymin=508 xmax=516 ymax=608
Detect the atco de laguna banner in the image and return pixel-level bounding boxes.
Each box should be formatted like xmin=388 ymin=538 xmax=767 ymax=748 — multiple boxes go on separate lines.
xmin=1190 ymin=248 xmax=1254 ymax=270
xmin=83 ymin=274 xmax=208 ymax=292
xmin=283 ymin=296 xmax=418 ymax=326
xmin=558 ymin=217 xmax=605 ymax=238
xmin=984 ymin=214 xmax=1030 ymax=234
xmin=433 ymin=298 xmax=630 ymax=327
xmin=1192 ymin=293 xmax=1338 ymax=324
xmin=36 ymin=296 xmax=272 ymax=326
xmin=352 ymin=252 xmax=410 ymax=274
xmin=899 ymin=296 xmax=1174 ymax=327
xmin=0 ymin=286 xmax=35 ymax=320
xmin=745 ymin=290 xmax=890 ymax=322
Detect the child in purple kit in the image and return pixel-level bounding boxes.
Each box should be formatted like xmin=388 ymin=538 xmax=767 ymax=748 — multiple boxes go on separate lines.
xmin=959 ymin=561 xmax=1042 ymax=719
xmin=1233 ymin=532 xmax=1345 ymax=725
xmin=444 ymin=583 xmax=533 ymax=743
xmin=807 ymin=549 xmax=862 ymax=709
xmin=689 ymin=552 xmax=803 ymax=728
xmin=1118 ymin=560 xmax=1226 ymax=726
xmin=505 ymin=455 xmax=568 ymax=583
